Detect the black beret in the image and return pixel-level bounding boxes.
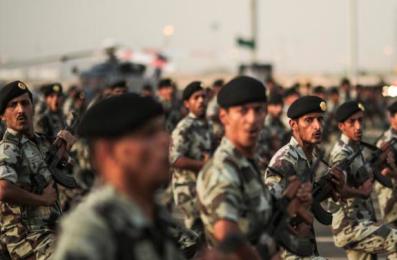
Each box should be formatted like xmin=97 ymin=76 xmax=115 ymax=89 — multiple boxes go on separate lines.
xmin=109 ymin=80 xmax=128 ymax=89
xmin=313 ymin=86 xmax=326 ymax=94
xmin=217 ymin=76 xmax=267 ymax=108
xmin=213 ymin=79 xmax=224 ymax=87
xmin=388 ymin=101 xmax=397 ymax=115
xmin=0 ymin=81 xmax=33 ymax=115
xmin=335 ymin=101 xmax=365 ymax=122
xmin=78 ymin=93 xmax=164 ymax=139
xmin=158 ymin=78 xmax=173 ymax=89
xmin=328 ymin=87 xmax=339 ymax=95
xmin=268 ymin=93 xmax=283 ymax=105
xmin=287 ymin=95 xmax=327 ymax=119
xmin=182 ymin=81 xmax=204 ymax=101
xmin=41 ymin=83 xmax=63 ymax=97
xmin=283 ymin=87 xmax=299 ymax=98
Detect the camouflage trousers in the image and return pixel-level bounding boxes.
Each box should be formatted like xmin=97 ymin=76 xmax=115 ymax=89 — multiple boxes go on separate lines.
xmin=172 ymin=181 xmax=200 ymax=229
xmin=1 ymin=227 xmax=55 ymax=259
xmin=345 ymin=224 xmax=397 ymax=260
xmin=374 ymin=181 xmax=397 ymax=224
xmin=57 ymin=185 xmax=84 ymax=212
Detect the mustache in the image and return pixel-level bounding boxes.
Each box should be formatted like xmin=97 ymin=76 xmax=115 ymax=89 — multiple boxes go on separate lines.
xmin=16 ymin=114 xmax=27 ymax=120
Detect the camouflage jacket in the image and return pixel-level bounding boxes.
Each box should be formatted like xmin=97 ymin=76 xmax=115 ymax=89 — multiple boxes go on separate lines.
xmin=34 ymin=109 xmax=66 ymax=139
xmin=170 ymin=113 xmax=213 ymax=186
xmin=329 ymin=134 xmax=378 ymax=247
xmin=375 ymin=128 xmax=397 ymax=223
xmin=196 ymin=137 xmax=274 ymax=246
xmin=264 ymin=137 xmax=318 ymax=197
xmin=0 ymin=128 xmax=61 ymax=232
xmin=53 ymin=185 xmax=185 ymax=260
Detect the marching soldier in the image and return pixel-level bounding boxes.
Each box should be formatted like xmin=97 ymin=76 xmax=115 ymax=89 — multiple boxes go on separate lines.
xmin=329 ymin=101 xmax=397 ymax=259
xmin=156 ymin=78 xmax=182 ymax=133
xmin=0 ymin=81 xmax=75 ymax=259
xmin=264 ymin=96 xmax=344 ymax=259
xmin=53 ymin=93 xmax=184 ymax=260
xmin=170 ymin=81 xmax=214 ymax=254
xmin=375 ymin=101 xmax=397 ymax=226
xmin=196 ymin=76 xmax=312 ymax=259
xmin=34 ymin=83 xmax=67 ymax=139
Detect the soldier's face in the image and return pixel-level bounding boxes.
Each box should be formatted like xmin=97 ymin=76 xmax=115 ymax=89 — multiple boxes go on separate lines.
xmin=158 ymin=86 xmax=173 ymax=101
xmin=220 ymin=102 xmax=267 ymax=150
xmin=389 ymin=112 xmax=397 ymax=130
xmin=112 ymin=87 xmax=128 ymax=96
xmin=339 ymin=111 xmax=364 ymax=142
xmin=112 ymin=116 xmax=170 ymax=189
xmin=268 ymin=103 xmax=283 ymax=118
xmin=45 ymin=93 xmax=62 ymax=112
xmin=2 ymin=93 xmax=34 ymax=134
xmin=184 ymin=90 xmax=207 ymax=118
xmin=291 ymin=112 xmax=324 ymax=144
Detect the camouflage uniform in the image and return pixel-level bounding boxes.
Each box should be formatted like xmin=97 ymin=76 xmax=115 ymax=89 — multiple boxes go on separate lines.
xmin=256 ymin=126 xmax=273 ymax=174
xmin=196 ymin=137 xmax=275 ymax=249
xmin=34 ymin=109 xmax=66 ymax=139
xmin=170 ymin=113 xmax=213 ymax=230
xmin=53 ymin=185 xmax=185 ymax=260
xmin=329 ymin=134 xmax=397 ymax=259
xmin=0 ymin=128 xmax=61 ymax=259
xmin=374 ymin=128 xmax=397 ymax=225
xmin=264 ymin=116 xmax=289 ymax=151
xmin=264 ymin=137 xmax=322 ymax=260
xmin=206 ymin=96 xmax=224 ymax=147
xmin=159 ymin=98 xmax=183 ymax=133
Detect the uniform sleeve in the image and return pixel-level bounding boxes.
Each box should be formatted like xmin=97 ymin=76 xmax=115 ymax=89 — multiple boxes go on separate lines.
xmin=197 ymin=162 xmax=243 ymax=224
xmin=53 ymin=209 xmax=115 ymax=260
xmin=0 ymin=142 xmax=20 ymax=183
xmin=169 ymin=124 xmax=190 ymax=164
xmin=34 ymin=113 xmax=50 ymax=136
xmin=264 ymin=154 xmax=295 ymax=196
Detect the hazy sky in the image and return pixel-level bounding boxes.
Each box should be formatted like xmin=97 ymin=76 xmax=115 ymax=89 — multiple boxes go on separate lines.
xmin=0 ymin=0 xmax=396 ymax=74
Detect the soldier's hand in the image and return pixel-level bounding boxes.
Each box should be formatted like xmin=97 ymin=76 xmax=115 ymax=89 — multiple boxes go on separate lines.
xmin=40 ymin=181 xmax=57 ymax=206
xmin=296 ymin=182 xmax=312 ymax=206
xmin=330 ymin=167 xmax=345 ymax=193
xmin=359 ymin=179 xmax=373 ymax=198
xmin=57 ymin=130 xmax=77 ymax=150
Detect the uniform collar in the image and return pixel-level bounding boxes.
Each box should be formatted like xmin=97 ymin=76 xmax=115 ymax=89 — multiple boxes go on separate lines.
xmin=5 ymin=127 xmax=39 ymax=144
xmin=288 ymin=136 xmax=316 ymax=163
xmin=340 ymin=133 xmax=360 ymax=150
xmin=219 ymin=137 xmax=252 ymax=168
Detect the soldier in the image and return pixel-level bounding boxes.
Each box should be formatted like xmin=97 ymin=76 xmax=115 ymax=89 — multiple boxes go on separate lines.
xmin=330 ymin=101 xmax=397 ymax=259
xmin=264 ymin=96 xmax=344 ymax=259
xmin=0 ymin=81 xmax=75 ymax=259
xmin=157 ymin=78 xmax=182 ymax=132
xmin=34 ymin=83 xmax=67 ymax=139
xmin=256 ymin=93 xmax=289 ymax=174
xmin=375 ymin=101 xmax=397 ymax=225
xmin=53 ymin=93 xmax=184 ymax=260
xmin=206 ymin=79 xmax=224 ymax=147
xmin=281 ymin=88 xmax=300 ymax=128
xmin=108 ymin=80 xmax=129 ymax=96
xmin=170 ymin=81 xmax=213 ymax=253
xmin=196 ymin=76 xmax=312 ymax=259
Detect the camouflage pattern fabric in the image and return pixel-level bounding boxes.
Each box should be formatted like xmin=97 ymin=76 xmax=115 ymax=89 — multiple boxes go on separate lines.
xmin=159 ymin=98 xmax=183 ymax=133
xmin=34 ymin=109 xmax=66 ymax=139
xmin=329 ymin=134 xmax=397 ymax=258
xmin=53 ymin=185 xmax=185 ymax=260
xmin=170 ymin=113 xmax=213 ymax=230
xmin=375 ymin=128 xmax=397 ymax=225
xmin=196 ymin=137 xmax=274 ymax=249
xmin=0 ymin=128 xmax=61 ymax=259
xmin=264 ymin=137 xmax=322 ymax=259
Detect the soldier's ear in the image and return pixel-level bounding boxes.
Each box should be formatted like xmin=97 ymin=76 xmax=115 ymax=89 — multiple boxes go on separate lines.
xmin=219 ymin=108 xmax=228 ymax=126
xmin=289 ymin=119 xmax=297 ymax=130
xmin=338 ymin=122 xmax=344 ymax=131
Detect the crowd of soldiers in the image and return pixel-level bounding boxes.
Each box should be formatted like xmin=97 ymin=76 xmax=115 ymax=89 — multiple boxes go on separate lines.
xmin=0 ymin=74 xmax=397 ymax=260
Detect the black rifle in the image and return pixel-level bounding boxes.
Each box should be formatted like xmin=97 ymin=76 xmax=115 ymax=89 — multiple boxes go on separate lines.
xmin=312 ymin=149 xmax=361 ymax=225
xmin=358 ymin=139 xmax=395 ymax=188
xmin=45 ymin=112 xmax=79 ymax=189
